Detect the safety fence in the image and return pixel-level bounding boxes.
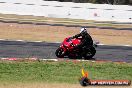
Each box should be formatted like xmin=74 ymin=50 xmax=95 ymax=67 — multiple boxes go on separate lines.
xmin=0 ymin=0 xmax=132 ymax=23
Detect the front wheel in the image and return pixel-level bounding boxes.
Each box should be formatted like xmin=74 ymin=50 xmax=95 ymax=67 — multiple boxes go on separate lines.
xmin=83 ymin=47 xmax=96 ymax=59
xmin=55 ymin=48 xmax=65 ymax=58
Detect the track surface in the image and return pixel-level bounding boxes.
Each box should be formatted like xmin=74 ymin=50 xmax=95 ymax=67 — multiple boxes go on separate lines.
xmin=0 ymin=40 xmax=132 ymax=62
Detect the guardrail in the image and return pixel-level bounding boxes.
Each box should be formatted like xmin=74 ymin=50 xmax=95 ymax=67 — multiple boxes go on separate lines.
xmin=0 ymin=0 xmax=132 ymax=23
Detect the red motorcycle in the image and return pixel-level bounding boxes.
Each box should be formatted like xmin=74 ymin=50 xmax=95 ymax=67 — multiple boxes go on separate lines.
xmin=55 ymin=37 xmax=96 ymax=59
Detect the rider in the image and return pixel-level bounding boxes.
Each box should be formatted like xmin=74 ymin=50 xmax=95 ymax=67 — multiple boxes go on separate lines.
xmin=72 ymin=28 xmax=93 ymax=50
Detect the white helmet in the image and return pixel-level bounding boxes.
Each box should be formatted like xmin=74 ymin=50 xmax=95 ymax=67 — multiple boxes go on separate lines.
xmin=80 ymin=28 xmax=87 ymax=33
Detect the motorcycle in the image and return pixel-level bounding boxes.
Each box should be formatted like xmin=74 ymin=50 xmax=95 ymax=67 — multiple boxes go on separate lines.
xmin=55 ymin=37 xmax=97 ymax=59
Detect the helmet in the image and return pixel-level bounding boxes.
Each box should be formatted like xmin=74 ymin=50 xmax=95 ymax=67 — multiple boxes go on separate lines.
xmin=80 ymin=28 xmax=87 ymax=33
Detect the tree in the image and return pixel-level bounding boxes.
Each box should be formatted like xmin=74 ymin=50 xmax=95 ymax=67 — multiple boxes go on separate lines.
xmin=44 ymin=0 xmax=132 ymax=5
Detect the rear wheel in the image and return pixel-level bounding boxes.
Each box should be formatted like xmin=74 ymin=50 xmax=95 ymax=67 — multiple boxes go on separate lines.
xmin=83 ymin=47 xmax=96 ymax=59
xmin=55 ymin=48 xmax=65 ymax=58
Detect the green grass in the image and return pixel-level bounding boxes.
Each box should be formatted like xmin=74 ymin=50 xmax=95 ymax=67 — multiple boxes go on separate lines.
xmin=0 ymin=61 xmax=132 ymax=84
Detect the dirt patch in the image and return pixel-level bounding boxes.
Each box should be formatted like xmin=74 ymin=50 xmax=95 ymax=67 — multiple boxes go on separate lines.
xmin=0 ymin=83 xmax=131 ymax=88
xmin=0 ymin=22 xmax=132 ymax=45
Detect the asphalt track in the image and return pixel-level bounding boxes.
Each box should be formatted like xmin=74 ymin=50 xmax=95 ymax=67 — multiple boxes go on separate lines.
xmin=0 ymin=40 xmax=132 ymax=62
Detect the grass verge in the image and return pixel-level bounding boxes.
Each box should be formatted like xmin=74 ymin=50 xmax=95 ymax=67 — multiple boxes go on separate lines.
xmin=0 ymin=13 xmax=132 ymax=45
xmin=0 ymin=13 xmax=132 ymax=28
xmin=0 ymin=61 xmax=131 ymax=84
xmin=0 ymin=22 xmax=132 ymax=45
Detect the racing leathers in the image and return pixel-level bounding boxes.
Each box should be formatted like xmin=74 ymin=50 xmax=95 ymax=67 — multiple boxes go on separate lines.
xmin=72 ymin=31 xmax=93 ymax=50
